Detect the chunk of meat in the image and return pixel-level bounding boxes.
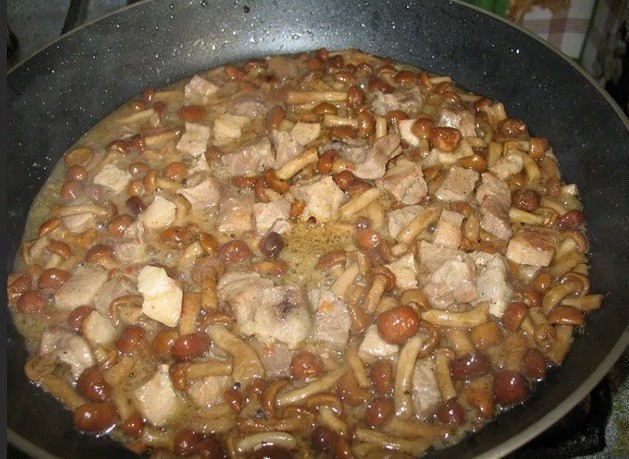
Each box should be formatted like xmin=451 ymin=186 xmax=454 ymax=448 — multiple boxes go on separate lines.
xmin=213 ymin=114 xmax=250 ymax=145
xmin=386 ymin=205 xmax=423 ymax=239
xmin=432 ymin=210 xmax=465 ymax=249
xmin=177 ymin=176 xmax=221 ymax=211
xmin=476 ymin=172 xmax=513 ymax=241
xmin=270 ymin=130 xmax=303 ymax=168
xmin=217 ymin=192 xmax=254 ymax=234
xmin=138 ymin=196 xmax=177 ymax=229
xmin=184 ymin=75 xmax=219 ymax=104
xmin=418 ymin=241 xmax=458 ymax=272
xmin=240 ymin=285 xmax=312 ymax=349
xmin=217 ymin=271 xmax=274 ymax=326
xmin=438 ymin=108 xmax=476 ymax=137
xmin=472 ymin=252 xmax=513 ymax=318
xmin=55 ymin=264 xmax=109 ymax=311
xmin=422 ymin=255 xmax=478 ymax=309
xmin=266 ymin=55 xmax=302 ymax=82
xmin=62 ymin=213 xmax=97 ymax=233
xmin=412 ymin=358 xmax=441 ymax=420
xmin=176 ymin=122 xmax=211 ymax=157
xmin=434 ymin=166 xmax=479 ymax=202
xmin=385 ymin=253 xmax=419 ymax=290
xmin=506 ymin=226 xmax=558 ymax=267
xmin=82 ymin=310 xmax=117 ymax=346
xmin=290 ymin=122 xmax=321 ymax=146
xmin=230 ymin=96 xmax=268 ymax=118
xmin=39 ymin=326 xmax=94 ymax=380
xmin=114 ymin=221 xmax=148 ymax=264
xmin=92 ymin=164 xmax=132 ymax=194
xmin=188 ymin=375 xmax=234 ymax=409
xmin=353 ymin=134 xmax=402 ymax=180
xmin=489 ymin=154 xmax=524 ymax=180
xmin=253 ymin=199 xmax=291 ymax=234
xmin=251 ymin=340 xmax=296 ymax=379
xmin=137 ymin=265 xmax=183 ymax=327
xmin=308 ymin=287 xmax=351 ymax=352
xmin=94 ymin=274 xmax=136 ymax=315
xmin=221 ymin=137 xmax=275 ymax=176
xmin=376 ymin=159 xmax=427 ymax=205
xmin=371 ymin=88 xmax=424 ymax=117
xmin=358 ymin=325 xmax=399 ymax=363
xmin=290 ymin=176 xmax=345 ymax=223
xmin=133 ymin=364 xmax=181 ymax=427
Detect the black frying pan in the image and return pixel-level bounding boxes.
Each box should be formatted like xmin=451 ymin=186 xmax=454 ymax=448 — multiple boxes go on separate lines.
xmin=7 ymin=1 xmax=629 ymax=457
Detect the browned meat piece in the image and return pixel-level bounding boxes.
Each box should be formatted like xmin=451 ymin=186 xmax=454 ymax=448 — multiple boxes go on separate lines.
xmin=476 ymin=172 xmax=513 ymax=241
xmin=506 ymin=226 xmax=558 ymax=267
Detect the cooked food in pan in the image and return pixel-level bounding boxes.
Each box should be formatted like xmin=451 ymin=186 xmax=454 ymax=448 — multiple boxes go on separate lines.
xmin=7 ymin=49 xmax=602 ymax=458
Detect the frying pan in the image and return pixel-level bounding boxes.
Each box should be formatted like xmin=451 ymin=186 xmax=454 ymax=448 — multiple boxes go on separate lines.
xmin=7 ymin=0 xmax=629 ymax=458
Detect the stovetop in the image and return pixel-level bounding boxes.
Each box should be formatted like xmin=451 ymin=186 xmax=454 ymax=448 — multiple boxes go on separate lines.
xmin=6 ymin=1 xmax=629 ymax=458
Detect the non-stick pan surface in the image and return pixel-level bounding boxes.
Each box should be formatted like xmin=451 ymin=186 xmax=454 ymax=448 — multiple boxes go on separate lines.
xmin=7 ymin=1 xmax=629 ymax=458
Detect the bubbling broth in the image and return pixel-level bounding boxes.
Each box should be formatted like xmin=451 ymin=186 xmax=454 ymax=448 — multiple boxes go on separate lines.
xmin=8 ymin=49 xmax=601 ymax=458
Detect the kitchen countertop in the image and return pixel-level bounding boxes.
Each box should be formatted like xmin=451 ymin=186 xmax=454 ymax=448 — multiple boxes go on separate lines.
xmin=7 ymin=1 xmax=628 ymax=458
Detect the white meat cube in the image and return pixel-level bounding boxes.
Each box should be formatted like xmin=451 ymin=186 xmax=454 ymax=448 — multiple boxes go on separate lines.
xmin=188 ymin=375 xmax=234 ymax=409
xmin=176 ymin=122 xmax=211 ymax=157
xmin=412 ymin=358 xmax=441 ymax=419
xmin=290 ymin=122 xmax=321 ymax=146
xmin=82 ymin=310 xmax=117 ymax=346
xmin=213 ymin=114 xmax=250 ymax=145
xmin=358 ymin=325 xmax=399 ymax=363
xmin=418 ymin=241 xmax=458 ymax=272
xmin=93 ymin=164 xmax=132 ymax=194
xmin=177 ymin=177 xmax=221 ymax=211
xmin=137 ymin=266 xmax=183 ymax=327
xmin=423 ymin=256 xmax=478 ymax=309
xmin=184 ymin=75 xmax=219 ymax=103
xmin=434 ymin=166 xmax=479 ymax=202
xmin=253 ymin=199 xmax=291 ymax=233
xmin=270 ymin=129 xmax=303 ymax=168
xmin=490 ymin=154 xmax=524 ymax=180
xmin=62 ymin=213 xmax=97 ymax=233
xmin=221 ymin=137 xmax=275 ymax=175
xmin=290 ymin=176 xmax=345 ymax=223
xmin=138 ymin=196 xmax=176 ymax=229
xmin=386 ymin=253 xmax=419 ymax=290
xmin=376 ymin=159 xmax=427 ymax=205
xmin=55 ymin=264 xmax=109 ymax=311
xmin=433 ymin=210 xmax=465 ymax=249
xmin=472 ymin=253 xmax=513 ymax=318
xmin=133 ymin=365 xmax=182 ymax=427
xmin=308 ymin=287 xmax=351 ymax=352
xmin=218 ymin=193 xmax=254 ymax=234
xmin=39 ymin=327 xmax=95 ymax=380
